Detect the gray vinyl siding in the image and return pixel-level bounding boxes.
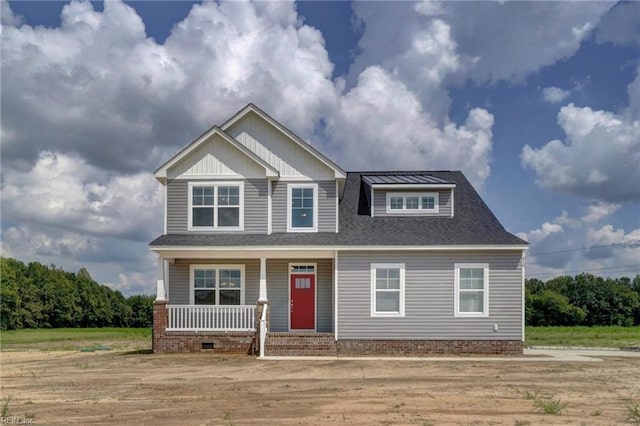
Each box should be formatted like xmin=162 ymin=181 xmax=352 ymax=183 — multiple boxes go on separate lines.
xmin=271 ymin=180 xmax=337 ymax=233
xmin=166 ymin=179 xmax=268 ymax=234
xmin=337 ymin=251 xmax=523 ymax=340
xmin=373 ymin=189 xmax=452 ymax=217
xmin=168 ymin=259 xmax=260 ymax=305
xmin=166 ymin=180 xmax=188 ymax=233
xmin=266 ymin=259 xmax=334 ymax=332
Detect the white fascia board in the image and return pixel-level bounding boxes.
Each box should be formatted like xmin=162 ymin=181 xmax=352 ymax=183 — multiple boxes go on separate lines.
xmin=371 ymin=183 xmax=456 ymax=190
xmin=151 ymin=244 xmax=529 ymax=252
xmin=221 ymin=104 xmax=347 ymax=179
xmin=154 ymin=126 xmax=279 ymax=180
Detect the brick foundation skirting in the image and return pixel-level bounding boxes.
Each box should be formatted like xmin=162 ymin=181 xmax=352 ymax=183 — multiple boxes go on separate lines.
xmin=154 ymin=331 xmax=256 ymax=354
xmin=336 ymin=339 xmax=523 ymax=355
xmin=266 ymin=332 xmax=337 ymax=356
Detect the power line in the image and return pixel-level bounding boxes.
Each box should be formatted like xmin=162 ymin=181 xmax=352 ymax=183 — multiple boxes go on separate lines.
xmin=527 ymin=264 xmax=640 ymax=280
xmin=528 ymin=240 xmax=640 ymax=258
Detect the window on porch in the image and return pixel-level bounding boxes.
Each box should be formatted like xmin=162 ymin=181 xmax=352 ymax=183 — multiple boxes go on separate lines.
xmin=190 ymin=265 xmax=243 ymax=305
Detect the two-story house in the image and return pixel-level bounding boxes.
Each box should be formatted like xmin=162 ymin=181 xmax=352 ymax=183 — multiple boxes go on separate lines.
xmin=150 ymin=104 xmax=528 ymax=356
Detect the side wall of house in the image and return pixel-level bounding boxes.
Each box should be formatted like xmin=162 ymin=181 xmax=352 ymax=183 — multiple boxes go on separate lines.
xmin=166 ymin=179 xmax=268 ymax=234
xmin=337 ymin=250 xmax=523 ymax=340
xmin=373 ymin=189 xmax=453 ymax=217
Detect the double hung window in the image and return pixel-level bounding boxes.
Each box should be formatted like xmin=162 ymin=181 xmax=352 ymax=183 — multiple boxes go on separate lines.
xmin=454 ymin=263 xmax=489 ymax=317
xmin=191 ymin=265 xmax=243 ymax=305
xmin=371 ymin=263 xmax=405 ymax=317
xmin=288 ymin=184 xmax=318 ymax=232
xmin=189 ymin=182 xmax=243 ymax=230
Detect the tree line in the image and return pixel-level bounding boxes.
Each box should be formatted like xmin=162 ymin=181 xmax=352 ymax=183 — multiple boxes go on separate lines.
xmin=1 ymin=257 xmax=154 ymax=330
xmin=526 ymin=273 xmax=640 ymax=327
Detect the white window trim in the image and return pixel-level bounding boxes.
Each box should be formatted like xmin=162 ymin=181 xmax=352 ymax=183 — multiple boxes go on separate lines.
xmin=287 ymin=183 xmax=318 ymax=232
xmin=187 ymin=181 xmax=244 ymax=231
xmin=454 ymin=263 xmax=489 ymax=318
xmin=189 ymin=264 xmax=245 ymax=305
xmin=386 ymin=192 xmax=439 ymax=214
xmin=288 ymin=262 xmax=318 ymax=331
xmin=370 ymin=263 xmax=405 ymax=317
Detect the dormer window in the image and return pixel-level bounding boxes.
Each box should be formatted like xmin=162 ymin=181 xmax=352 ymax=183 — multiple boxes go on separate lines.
xmin=386 ymin=192 xmax=439 ymax=214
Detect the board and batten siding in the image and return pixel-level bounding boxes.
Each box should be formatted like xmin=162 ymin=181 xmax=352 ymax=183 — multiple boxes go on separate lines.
xmin=337 ymin=251 xmax=523 ymax=340
xmin=226 ymin=111 xmax=335 ymax=180
xmin=373 ymin=189 xmax=452 ymax=217
xmin=266 ymin=259 xmax=334 ymax=333
xmin=166 ymin=179 xmax=268 ymax=234
xmin=271 ymin=180 xmax=336 ymax=233
xmin=168 ymin=259 xmax=260 ymax=306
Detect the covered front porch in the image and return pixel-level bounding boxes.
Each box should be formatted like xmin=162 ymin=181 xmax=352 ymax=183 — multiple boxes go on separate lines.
xmin=152 ymin=248 xmax=336 ymax=354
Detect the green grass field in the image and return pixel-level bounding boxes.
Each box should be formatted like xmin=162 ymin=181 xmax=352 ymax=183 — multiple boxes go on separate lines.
xmin=1 ymin=326 xmax=638 ymax=351
xmin=0 ymin=327 xmax=151 ymax=351
xmin=525 ymin=326 xmax=640 ymax=348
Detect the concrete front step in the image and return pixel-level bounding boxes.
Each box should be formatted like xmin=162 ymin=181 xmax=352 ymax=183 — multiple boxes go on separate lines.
xmin=265 ymin=332 xmax=337 ymax=356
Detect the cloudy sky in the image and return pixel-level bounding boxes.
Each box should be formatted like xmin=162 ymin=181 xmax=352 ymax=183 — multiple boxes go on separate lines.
xmin=1 ymin=0 xmax=639 ymax=295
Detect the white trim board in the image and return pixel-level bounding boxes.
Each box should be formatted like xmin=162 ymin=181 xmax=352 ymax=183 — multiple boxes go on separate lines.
xmin=152 ymin=245 xmax=529 ymax=253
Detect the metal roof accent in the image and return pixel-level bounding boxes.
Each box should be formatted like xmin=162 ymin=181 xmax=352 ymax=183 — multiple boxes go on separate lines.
xmin=362 ymin=174 xmax=455 ymax=185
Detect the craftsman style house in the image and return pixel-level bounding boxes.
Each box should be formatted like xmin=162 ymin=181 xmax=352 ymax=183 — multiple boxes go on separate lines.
xmin=150 ymin=104 xmax=527 ymax=356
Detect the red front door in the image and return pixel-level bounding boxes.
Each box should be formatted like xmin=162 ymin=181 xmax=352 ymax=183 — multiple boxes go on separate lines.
xmin=290 ymin=274 xmax=315 ymax=330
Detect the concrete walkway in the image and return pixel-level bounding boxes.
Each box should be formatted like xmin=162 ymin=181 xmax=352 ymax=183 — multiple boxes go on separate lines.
xmin=261 ymin=348 xmax=640 ymax=362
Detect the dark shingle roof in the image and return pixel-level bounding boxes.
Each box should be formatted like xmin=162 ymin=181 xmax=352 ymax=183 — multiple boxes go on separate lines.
xmin=150 ymin=171 xmax=526 ymax=247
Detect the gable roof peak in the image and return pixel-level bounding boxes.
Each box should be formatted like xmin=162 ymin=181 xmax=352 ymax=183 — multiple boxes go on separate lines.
xmin=221 ymin=103 xmax=347 ymax=179
xmin=153 ymin=125 xmax=279 ymax=183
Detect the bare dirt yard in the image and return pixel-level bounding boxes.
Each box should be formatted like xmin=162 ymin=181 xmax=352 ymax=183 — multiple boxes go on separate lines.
xmin=1 ymin=350 xmax=639 ymax=425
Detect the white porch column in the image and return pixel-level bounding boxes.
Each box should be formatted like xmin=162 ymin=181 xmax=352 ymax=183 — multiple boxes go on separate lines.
xmin=258 ymin=257 xmax=267 ymax=302
xmin=155 ymin=257 xmax=167 ymax=301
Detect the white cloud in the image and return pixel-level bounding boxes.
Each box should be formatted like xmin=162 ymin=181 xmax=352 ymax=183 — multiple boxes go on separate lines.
xmin=521 ymin=103 xmax=640 ymax=202
xmin=1 ymin=151 xmax=163 ymax=241
xmin=0 ymin=1 xmax=22 ymax=27
xmin=542 ymin=86 xmax=571 ymax=104
xmin=350 ymin=2 xmax=613 ymax=87
xmin=520 ymin=203 xmax=639 ymax=279
xmin=582 ymin=201 xmax=621 ymax=223
xmin=326 ymin=66 xmax=493 ymax=188
xmin=519 ymin=219 xmax=574 ymax=271
xmin=583 ymin=225 xmax=640 ymax=268
xmin=0 ymin=0 xmax=337 ymax=173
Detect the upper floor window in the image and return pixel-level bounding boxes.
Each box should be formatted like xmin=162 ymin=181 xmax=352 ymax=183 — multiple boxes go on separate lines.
xmin=370 ymin=263 xmax=405 ymax=317
xmin=454 ymin=263 xmax=489 ymax=317
xmin=287 ymin=183 xmax=318 ymax=232
xmin=188 ymin=182 xmax=243 ymax=231
xmin=190 ymin=265 xmax=244 ymax=305
xmin=386 ymin=192 xmax=439 ymax=214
